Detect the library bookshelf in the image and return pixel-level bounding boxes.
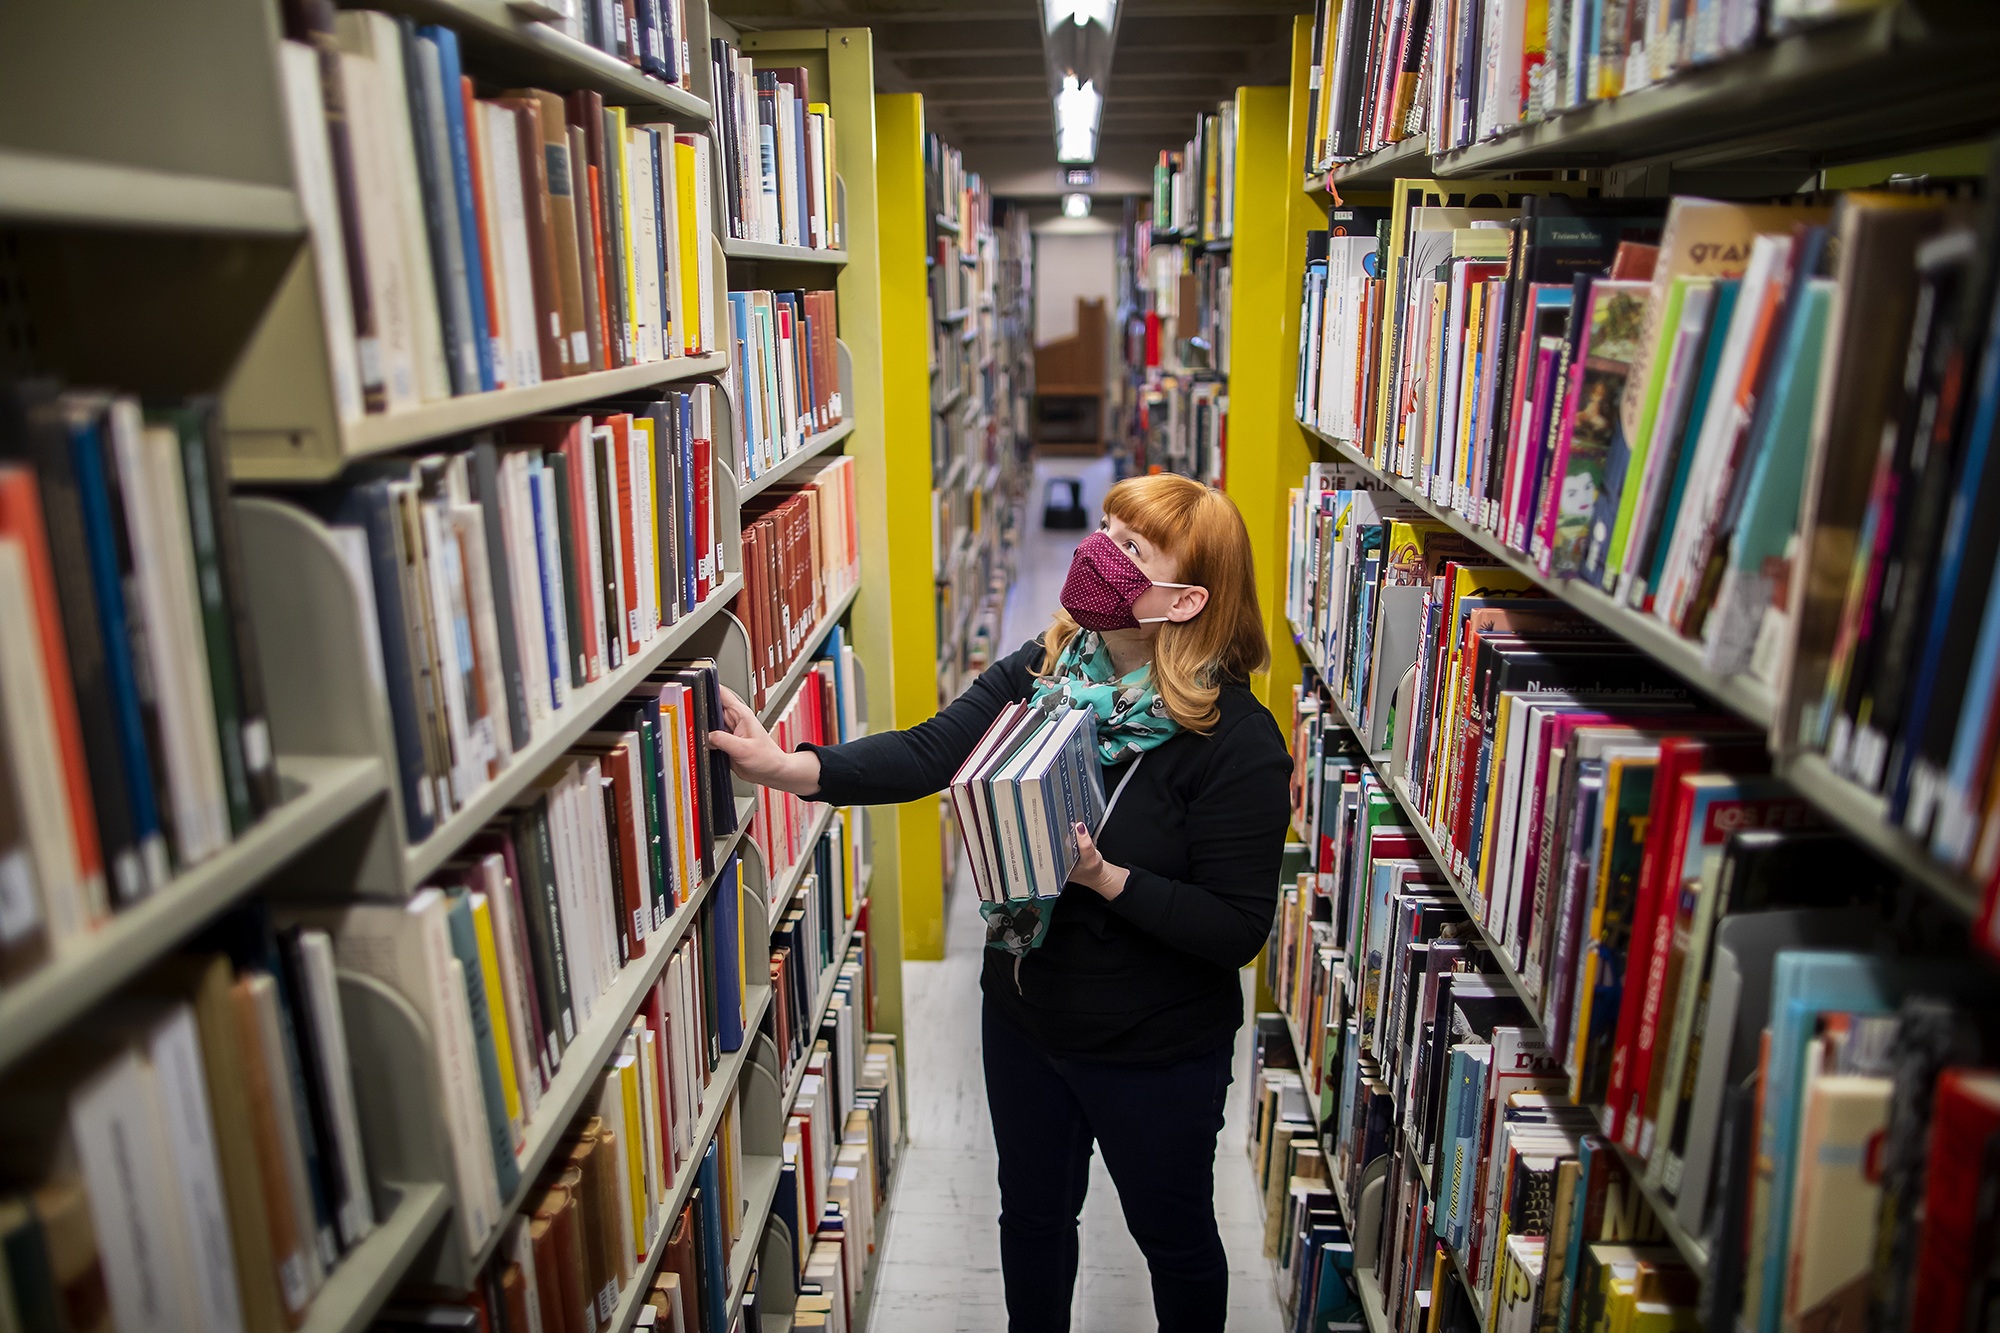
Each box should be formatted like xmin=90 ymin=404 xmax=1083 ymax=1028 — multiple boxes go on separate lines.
xmin=0 ymin=4 xmax=901 ymax=1330
xmin=1236 ymin=6 xmax=2000 ymax=1331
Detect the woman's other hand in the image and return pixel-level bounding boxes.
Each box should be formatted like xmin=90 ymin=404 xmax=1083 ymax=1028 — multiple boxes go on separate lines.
xmin=1070 ymin=823 xmax=1129 ymax=901
xmin=707 ymin=684 xmax=823 ymax=796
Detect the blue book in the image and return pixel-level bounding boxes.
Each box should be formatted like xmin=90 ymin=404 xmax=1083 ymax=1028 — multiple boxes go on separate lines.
xmin=678 ymin=392 xmax=698 ymax=612
xmin=444 ymin=892 xmax=523 ymax=1203
xmin=696 ymin=1142 xmax=729 ymax=1333
xmin=527 ymin=461 xmax=569 ymax=708
xmin=65 ymin=410 xmax=168 ymax=866
xmin=714 ymin=853 xmax=743 ymax=1051
xmin=423 ymin=26 xmax=494 ymax=392
xmin=1434 ymin=1045 xmax=1469 ymax=1242
xmin=1641 ymin=280 xmax=1742 ymax=597
xmin=1445 ymin=1045 xmax=1489 ymax=1249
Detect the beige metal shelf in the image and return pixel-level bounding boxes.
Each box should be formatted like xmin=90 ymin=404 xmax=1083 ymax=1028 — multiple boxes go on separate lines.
xmin=740 ymin=419 xmax=856 ymax=503
xmin=0 ymin=752 xmax=386 ymax=1074
xmin=357 ymin=0 xmax=712 ymax=117
xmin=405 ymin=574 xmax=744 ymax=887
xmin=344 ymin=354 xmax=730 ymax=462
xmin=724 ymin=237 xmax=850 ymax=265
xmin=0 ymin=147 xmax=304 ymax=235
xmin=296 ymin=1183 xmax=451 ymax=1333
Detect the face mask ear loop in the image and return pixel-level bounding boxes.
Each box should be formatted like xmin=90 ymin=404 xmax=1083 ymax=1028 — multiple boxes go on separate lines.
xmin=1135 ymin=582 xmax=1203 ymax=624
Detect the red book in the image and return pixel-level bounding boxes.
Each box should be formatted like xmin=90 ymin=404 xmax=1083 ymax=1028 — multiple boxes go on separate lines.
xmin=641 ymin=984 xmax=675 ymax=1186
xmin=459 ymin=78 xmax=505 ymax=386
xmin=606 ymin=743 xmax=647 ymax=958
xmin=691 ymin=418 xmax=713 ymax=605
xmin=1911 ymin=1070 xmax=2000 ymax=1332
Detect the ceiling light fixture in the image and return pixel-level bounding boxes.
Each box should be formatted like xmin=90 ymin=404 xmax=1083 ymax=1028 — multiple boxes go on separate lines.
xmin=1062 ymin=193 xmax=1092 ymax=218
xmin=1041 ymin=0 xmax=1118 ymax=166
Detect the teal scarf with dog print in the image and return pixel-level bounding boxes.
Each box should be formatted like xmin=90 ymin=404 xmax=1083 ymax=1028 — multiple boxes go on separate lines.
xmin=1030 ymin=630 xmax=1182 ymax=765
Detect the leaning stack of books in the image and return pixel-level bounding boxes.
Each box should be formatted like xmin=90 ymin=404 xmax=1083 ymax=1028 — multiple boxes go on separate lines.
xmin=948 ymin=701 xmax=1107 ymax=904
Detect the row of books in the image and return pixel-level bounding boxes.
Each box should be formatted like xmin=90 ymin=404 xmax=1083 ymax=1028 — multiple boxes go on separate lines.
xmin=948 ymin=700 xmax=1109 ymax=904
xmin=1133 ymin=374 xmax=1228 ymax=487
xmin=1295 ymin=178 xmax=2000 ymax=904
xmin=278 ymin=14 xmax=718 ymax=423
xmin=377 ymin=1067 xmax=747 ymax=1333
xmin=1295 ymin=208 xmax=1384 ymax=444
xmin=313 ymin=410 xmax=727 ymax=845
xmin=769 ymin=818 xmax=864 ymax=1085
xmin=727 ymin=287 xmax=845 ymax=485
xmin=709 ymin=44 xmax=843 ymax=251
xmin=549 ymin=0 xmax=698 ymax=90
xmin=1279 ymin=583 xmax=2000 ymax=1333
xmin=927 ymin=135 xmax=969 ymax=241
xmin=0 ymin=910 xmax=375 ymax=1333
xmin=1148 ymin=102 xmax=1236 ymax=243
xmin=1299 ymin=0 xmax=1866 ymax=168
xmin=0 ymin=387 xmax=280 ymax=961
xmin=1245 ymin=1028 xmax=1365 ymax=1332
xmin=771 ymin=1029 xmax=901 ymax=1333
xmin=736 ymin=457 xmax=861 ymax=713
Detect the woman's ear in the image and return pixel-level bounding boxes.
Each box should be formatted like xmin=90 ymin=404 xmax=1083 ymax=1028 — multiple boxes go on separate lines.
xmin=1166 ymin=585 xmax=1209 ymax=622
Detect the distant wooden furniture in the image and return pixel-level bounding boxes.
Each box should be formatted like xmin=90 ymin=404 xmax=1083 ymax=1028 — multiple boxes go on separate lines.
xmin=1033 ymin=297 xmax=1106 ymax=453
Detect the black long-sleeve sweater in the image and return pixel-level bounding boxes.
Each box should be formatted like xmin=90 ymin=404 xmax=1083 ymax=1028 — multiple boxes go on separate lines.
xmin=803 ymin=638 xmax=1293 ymax=1064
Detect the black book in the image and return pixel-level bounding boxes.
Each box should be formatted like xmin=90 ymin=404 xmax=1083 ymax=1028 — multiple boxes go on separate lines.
xmin=0 ymin=382 xmax=149 ymax=903
xmin=273 ymin=926 xmax=355 ymax=1253
xmin=589 ymin=431 xmax=625 ymax=671
xmin=327 ymin=479 xmax=435 ymax=841
xmin=517 ymin=799 xmax=577 ymax=1050
xmin=545 ymin=453 xmax=589 ymax=689
xmin=598 ymin=778 xmax=629 ymax=968
xmin=670 ymin=668 xmax=717 ymax=873
xmin=1303 ymin=0 xmax=1326 ymax=175
xmin=1329 ymin=0 xmax=1376 ymax=160
xmin=711 ymin=40 xmax=744 ymax=240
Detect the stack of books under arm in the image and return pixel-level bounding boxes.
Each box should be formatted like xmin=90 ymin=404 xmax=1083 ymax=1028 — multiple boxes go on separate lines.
xmin=708 ymin=42 xmax=843 ymax=251
xmin=949 ymin=700 xmax=1108 ymax=904
xmin=1291 ymin=170 xmax=2000 ymax=927
xmin=276 ymin=8 xmax=718 ymax=424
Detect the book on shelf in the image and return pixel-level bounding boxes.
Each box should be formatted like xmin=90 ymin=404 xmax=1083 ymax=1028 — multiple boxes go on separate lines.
xmin=734 ymin=456 xmax=860 ymax=711
xmin=539 ymin=0 xmax=693 ymax=88
xmin=0 ymin=898 xmax=388 ymax=1333
xmin=709 ymin=41 xmax=843 ymax=252
xmin=947 ymin=699 xmax=1108 ymax=905
xmin=727 ymin=287 xmax=844 ymax=483
xmin=751 ymin=633 xmax=864 ymax=894
xmin=1149 ymin=101 xmax=1235 ymax=243
xmin=0 ymin=385 xmax=283 ymax=959
xmin=277 ymin=12 xmax=720 ymax=425
xmin=309 ymin=400 xmax=727 ymax=843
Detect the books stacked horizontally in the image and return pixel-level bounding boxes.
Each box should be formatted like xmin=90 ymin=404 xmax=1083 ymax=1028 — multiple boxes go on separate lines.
xmin=1298 ymin=0 xmax=1854 ymax=167
xmin=314 ymin=416 xmax=728 ymax=844
xmin=949 ymin=701 xmax=1107 ymax=904
xmin=709 ymin=43 xmax=844 ymax=251
xmin=737 ymin=461 xmax=861 ymax=712
xmin=1149 ymin=102 xmax=1235 ymax=243
xmin=0 ymin=913 xmax=381 ymax=1333
xmin=276 ymin=14 xmax=719 ymax=422
xmin=727 ymin=288 xmax=845 ymax=483
xmin=0 ymin=387 xmax=280 ymax=964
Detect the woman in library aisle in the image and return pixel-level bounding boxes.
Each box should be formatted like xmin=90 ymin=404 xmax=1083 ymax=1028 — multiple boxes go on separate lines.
xmin=708 ymin=472 xmax=1292 ymax=1332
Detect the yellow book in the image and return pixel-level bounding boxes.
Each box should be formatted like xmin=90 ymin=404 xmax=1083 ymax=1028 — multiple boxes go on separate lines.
xmin=735 ymin=868 xmax=747 ymax=1028
xmin=675 ymin=138 xmax=700 ymax=357
xmin=469 ymin=894 xmax=523 ymax=1134
xmin=619 ymin=1053 xmax=645 ymax=1261
xmin=609 ymin=107 xmax=635 ymax=355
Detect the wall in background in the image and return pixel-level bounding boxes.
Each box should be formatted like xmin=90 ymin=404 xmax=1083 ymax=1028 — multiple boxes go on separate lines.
xmin=1032 ymin=230 xmax=1117 ymax=346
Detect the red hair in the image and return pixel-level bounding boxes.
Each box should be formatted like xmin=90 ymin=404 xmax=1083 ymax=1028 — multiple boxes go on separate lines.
xmin=1039 ymin=474 xmax=1268 ymax=733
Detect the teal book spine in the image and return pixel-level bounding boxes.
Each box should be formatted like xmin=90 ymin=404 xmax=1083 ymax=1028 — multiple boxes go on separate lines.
xmin=445 ymin=893 xmax=523 ymax=1202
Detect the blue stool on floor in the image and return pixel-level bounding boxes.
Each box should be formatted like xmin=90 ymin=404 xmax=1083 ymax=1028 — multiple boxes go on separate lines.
xmin=1043 ymin=478 xmax=1088 ymax=531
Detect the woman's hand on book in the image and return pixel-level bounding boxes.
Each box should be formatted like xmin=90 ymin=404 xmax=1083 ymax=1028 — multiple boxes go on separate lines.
xmin=709 ymin=684 xmax=824 ymax=796
xmin=1069 ymin=823 xmax=1128 ymax=902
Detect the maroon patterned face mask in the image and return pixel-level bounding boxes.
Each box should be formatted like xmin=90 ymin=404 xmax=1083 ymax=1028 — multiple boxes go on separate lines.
xmin=1060 ymin=531 xmax=1195 ymax=631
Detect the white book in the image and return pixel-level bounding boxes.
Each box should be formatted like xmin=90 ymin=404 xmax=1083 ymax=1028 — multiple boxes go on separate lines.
xmin=543 ymin=769 xmax=595 ymax=1018
xmin=480 ymin=101 xmax=542 ymax=391
xmin=448 ymin=504 xmax=513 ymax=771
xmin=685 ymin=133 xmax=717 ymax=354
xmin=804 ymin=113 xmax=827 ymax=250
xmin=655 ymin=128 xmax=683 ymax=357
xmin=333 ymin=45 xmax=420 ymax=410
xmin=0 ymin=540 xmax=76 ymax=948
xmin=246 ymin=974 xmax=329 ymax=1290
xmin=339 ymin=11 xmax=451 ymax=403
xmin=138 ymin=1003 xmax=247 ymax=1333
xmin=496 ymin=454 xmax=550 ymax=729
xmin=276 ymin=41 xmax=364 ymax=421
xmin=599 ymin=1063 xmax=637 ymax=1266
xmin=418 ymin=501 xmax=480 ymax=805
xmin=572 ymin=420 xmax=609 ymax=677
xmin=295 ymin=930 xmax=378 ymax=1247
xmin=529 ymin=462 xmax=572 ymax=711
xmin=107 ymin=403 xmax=227 ymax=867
xmin=68 ymin=1043 xmax=199 ymax=1333
xmin=628 ymin=420 xmax=656 ymax=639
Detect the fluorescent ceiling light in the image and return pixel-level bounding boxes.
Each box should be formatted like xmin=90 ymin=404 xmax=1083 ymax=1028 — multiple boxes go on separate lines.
xmin=1045 ymin=0 xmax=1115 ymax=31
xmin=1062 ymin=193 xmax=1092 ymax=218
xmin=1054 ymin=75 xmax=1101 ymax=163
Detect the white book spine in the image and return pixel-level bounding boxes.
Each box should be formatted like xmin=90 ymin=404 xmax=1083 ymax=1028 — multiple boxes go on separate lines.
xmin=147 ymin=1006 xmax=247 ymax=1333
xmin=334 ymin=43 xmax=420 ymax=409
xmin=248 ymin=975 xmax=329 ymax=1289
xmin=361 ymin=13 xmax=451 ymax=403
xmin=276 ymin=42 xmax=364 ymax=420
xmin=295 ymin=931 xmax=379 ymax=1245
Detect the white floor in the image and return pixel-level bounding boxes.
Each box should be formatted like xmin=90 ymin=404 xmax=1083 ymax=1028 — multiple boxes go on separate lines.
xmin=864 ymin=457 xmax=1285 ymax=1332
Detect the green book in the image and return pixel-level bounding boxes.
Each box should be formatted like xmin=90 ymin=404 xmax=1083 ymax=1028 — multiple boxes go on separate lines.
xmin=1601 ymin=275 xmax=1700 ymax=585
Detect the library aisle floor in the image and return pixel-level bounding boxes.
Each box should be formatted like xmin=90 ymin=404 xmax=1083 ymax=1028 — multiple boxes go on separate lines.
xmin=866 ymin=456 xmax=1285 ymax=1332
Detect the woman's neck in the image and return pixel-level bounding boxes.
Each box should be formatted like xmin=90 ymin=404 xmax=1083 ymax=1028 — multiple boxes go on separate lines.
xmin=1100 ymin=627 xmax=1155 ymax=678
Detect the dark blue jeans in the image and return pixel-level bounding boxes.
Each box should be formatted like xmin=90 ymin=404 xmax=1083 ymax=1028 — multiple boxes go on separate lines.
xmin=982 ymin=1004 xmax=1234 ymax=1333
